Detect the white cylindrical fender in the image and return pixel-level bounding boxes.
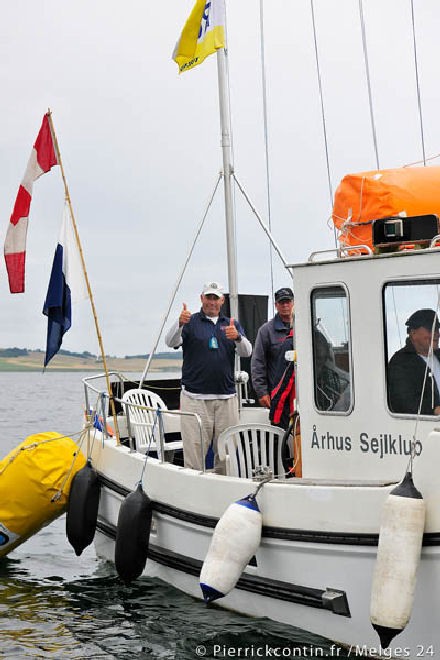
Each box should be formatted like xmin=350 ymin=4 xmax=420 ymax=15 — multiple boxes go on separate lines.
xmin=200 ymin=493 xmax=262 ymax=602
xmin=370 ymin=471 xmax=425 ymax=648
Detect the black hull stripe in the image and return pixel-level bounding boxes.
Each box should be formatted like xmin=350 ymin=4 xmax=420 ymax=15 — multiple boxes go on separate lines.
xmin=97 ymin=472 xmax=440 ymax=547
xmin=95 ymin=518 xmax=350 ymax=617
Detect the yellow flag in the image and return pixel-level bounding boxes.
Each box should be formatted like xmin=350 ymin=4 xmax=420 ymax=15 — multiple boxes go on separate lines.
xmin=173 ymin=0 xmax=226 ymax=74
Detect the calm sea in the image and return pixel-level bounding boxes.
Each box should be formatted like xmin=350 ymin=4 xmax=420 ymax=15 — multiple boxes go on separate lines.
xmin=0 ymin=371 xmax=349 ymax=659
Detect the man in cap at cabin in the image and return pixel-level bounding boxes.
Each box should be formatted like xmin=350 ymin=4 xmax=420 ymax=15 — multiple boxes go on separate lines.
xmin=388 ymin=308 xmax=440 ymax=415
xmin=251 ymin=287 xmax=294 ymax=408
xmin=165 ymin=281 xmax=252 ymax=473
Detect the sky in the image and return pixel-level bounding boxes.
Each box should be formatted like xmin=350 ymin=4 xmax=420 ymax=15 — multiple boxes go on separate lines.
xmin=1 ymin=0 xmax=440 ymax=358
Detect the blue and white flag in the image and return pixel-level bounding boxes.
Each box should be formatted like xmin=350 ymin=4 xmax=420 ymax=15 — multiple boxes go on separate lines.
xmin=43 ymin=204 xmax=88 ymax=367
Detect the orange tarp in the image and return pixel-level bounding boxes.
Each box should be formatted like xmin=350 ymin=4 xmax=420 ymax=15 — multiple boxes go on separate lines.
xmin=332 ymin=166 xmax=440 ymax=249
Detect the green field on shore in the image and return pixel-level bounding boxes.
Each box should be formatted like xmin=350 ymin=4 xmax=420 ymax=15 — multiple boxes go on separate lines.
xmin=0 ymin=351 xmax=182 ymax=373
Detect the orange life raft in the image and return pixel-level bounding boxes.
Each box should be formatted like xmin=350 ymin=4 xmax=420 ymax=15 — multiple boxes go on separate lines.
xmin=332 ymin=166 xmax=440 ymax=250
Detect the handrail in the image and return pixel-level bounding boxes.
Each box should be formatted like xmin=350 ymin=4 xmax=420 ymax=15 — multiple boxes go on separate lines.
xmin=82 ymin=372 xmax=127 ymax=415
xmin=122 ymin=401 xmax=205 ymax=472
xmin=83 ymin=378 xmax=206 ymax=472
xmin=122 ymin=398 xmax=205 ymax=471
xmin=307 ymin=245 xmax=373 ymax=262
xmin=430 ymin=234 xmax=440 ymax=248
xmin=83 ymin=371 xmax=125 ymax=382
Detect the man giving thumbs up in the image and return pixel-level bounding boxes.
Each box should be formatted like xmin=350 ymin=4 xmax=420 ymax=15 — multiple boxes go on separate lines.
xmin=165 ymin=281 xmax=252 ymax=473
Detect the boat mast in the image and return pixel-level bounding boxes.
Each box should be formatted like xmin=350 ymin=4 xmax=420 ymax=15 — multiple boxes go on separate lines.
xmin=216 ymin=47 xmax=239 ymax=320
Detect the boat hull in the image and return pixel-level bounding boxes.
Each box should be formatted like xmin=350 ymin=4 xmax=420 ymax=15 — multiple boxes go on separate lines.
xmin=90 ymin=435 xmax=440 ymax=653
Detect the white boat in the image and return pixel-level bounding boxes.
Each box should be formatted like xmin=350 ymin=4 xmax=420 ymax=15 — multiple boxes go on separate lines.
xmin=78 ymin=3 xmax=440 ymax=656
xmin=84 ymin=238 xmax=440 ymax=654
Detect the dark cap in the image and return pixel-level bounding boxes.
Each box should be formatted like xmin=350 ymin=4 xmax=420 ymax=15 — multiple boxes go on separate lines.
xmin=406 ymin=309 xmax=440 ymax=332
xmin=275 ymin=287 xmax=294 ymax=303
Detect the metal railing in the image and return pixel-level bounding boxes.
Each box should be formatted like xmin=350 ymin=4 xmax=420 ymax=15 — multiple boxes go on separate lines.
xmin=122 ymin=398 xmax=204 ymax=469
xmin=306 ymin=245 xmax=373 ymax=262
xmin=82 ymin=373 xmax=206 ymax=471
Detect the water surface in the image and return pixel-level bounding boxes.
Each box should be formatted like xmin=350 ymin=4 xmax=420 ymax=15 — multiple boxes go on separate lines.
xmin=0 ymin=372 xmax=349 ymax=658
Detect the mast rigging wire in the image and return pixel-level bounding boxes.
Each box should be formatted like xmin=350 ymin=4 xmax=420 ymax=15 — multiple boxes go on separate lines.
xmin=233 ymin=173 xmax=291 ymax=273
xmin=139 ymin=173 xmax=222 ymax=387
xmin=410 ymin=0 xmax=427 ymax=166
xmin=404 ymin=152 xmax=440 ymax=168
xmin=310 ymin=0 xmax=338 ymax=248
xmin=259 ymin=0 xmax=275 ymax=310
xmin=310 ymin=0 xmax=335 ymax=230
xmin=358 ymin=0 xmax=380 ymax=171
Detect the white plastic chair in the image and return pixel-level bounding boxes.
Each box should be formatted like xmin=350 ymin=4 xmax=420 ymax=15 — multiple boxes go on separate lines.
xmin=217 ymin=423 xmax=286 ymax=479
xmin=122 ymin=388 xmax=182 ymax=459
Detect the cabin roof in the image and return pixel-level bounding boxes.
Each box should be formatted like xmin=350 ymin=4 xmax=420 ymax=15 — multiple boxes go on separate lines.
xmin=287 ymin=245 xmax=440 ymax=272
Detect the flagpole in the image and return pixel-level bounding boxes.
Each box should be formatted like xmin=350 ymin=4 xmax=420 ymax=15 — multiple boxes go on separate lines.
xmin=216 ymin=48 xmax=239 ymax=320
xmin=46 ymin=110 xmax=120 ymax=444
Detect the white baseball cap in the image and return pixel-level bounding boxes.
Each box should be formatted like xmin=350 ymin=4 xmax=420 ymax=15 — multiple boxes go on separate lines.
xmin=202 ymin=281 xmax=224 ymax=298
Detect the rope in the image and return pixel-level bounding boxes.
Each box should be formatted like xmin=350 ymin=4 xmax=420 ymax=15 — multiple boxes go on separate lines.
xmin=0 ymin=430 xmax=85 ymax=477
xmin=145 ymin=384 xmax=181 ymax=392
xmin=51 ymin=428 xmax=89 ymax=502
xmin=259 ymin=0 xmax=275 ymax=310
xmin=310 ymin=0 xmax=337 ymax=248
xmin=390 ymin=291 xmax=403 ymax=350
xmin=137 ymin=405 xmax=163 ymax=485
xmin=406 ymin=357 xmax=430 ymax=476
xmin=356 ymin=175 xmax=366 ymax=222
xmin=85 ymin=390 xmax=109 ymax=453
xmin=406 ymin=293 xmax=440 ymax=475
xmin=358 ymin=0 xmax=380 ymax=170
xmin=139 ymin=172 xmax=222 ymax=387
xmin=291 ymin=414 xmax=301 ymax=473
xmin=410 ymin=0 xmax=426 ymax=166
xmin=335 ymin=176 xmax=372 ymax=246
xmin=253 ymin=474 xmax=273 ymax=497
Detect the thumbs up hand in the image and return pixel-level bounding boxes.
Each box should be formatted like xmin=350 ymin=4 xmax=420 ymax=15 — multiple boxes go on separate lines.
xmin=223 ymin=317 xmax=239 ymax=340
xmin=179 ymin=303 xmax=192 ymax=327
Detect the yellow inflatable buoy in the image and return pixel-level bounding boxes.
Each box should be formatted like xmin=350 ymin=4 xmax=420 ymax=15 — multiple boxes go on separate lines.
xmin=0 ymin=431 xmax=86 ymax=557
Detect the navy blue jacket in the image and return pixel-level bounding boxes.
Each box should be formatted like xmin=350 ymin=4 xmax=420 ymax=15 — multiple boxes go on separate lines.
xmin=181 ymin=311 xmax=246 ymax=395
xmin=251 ymin=313 xmax=291 ymax=398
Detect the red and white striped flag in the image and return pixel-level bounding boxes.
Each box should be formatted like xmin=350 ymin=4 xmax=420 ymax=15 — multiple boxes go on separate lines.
xmin=4 ymin=114 xmax=58 ymax=293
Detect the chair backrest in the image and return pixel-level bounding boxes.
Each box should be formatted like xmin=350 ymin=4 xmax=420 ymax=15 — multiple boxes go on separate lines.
xmin=122 ymin=388 xmax=167 ymax=454
xmin=217 ymin=423 xmax=286 ymax=479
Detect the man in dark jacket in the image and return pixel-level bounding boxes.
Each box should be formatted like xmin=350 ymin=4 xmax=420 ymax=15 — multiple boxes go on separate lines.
xmin=269 ymin=328 xmax=295 ymax=429
xmin=388 ymin=308 xmax=440 ymax=415
xmin=165 ymin=281 xmax=252 ymax=472
xmin=251 ymin=287 xmax=294 ymax=408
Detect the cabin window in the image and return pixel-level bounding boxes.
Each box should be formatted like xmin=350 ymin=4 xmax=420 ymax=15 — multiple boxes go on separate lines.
xmin=384 ymin=280 xmax=440 ymax=416
xmin=311 ymin=286 xmax=351 ymax=413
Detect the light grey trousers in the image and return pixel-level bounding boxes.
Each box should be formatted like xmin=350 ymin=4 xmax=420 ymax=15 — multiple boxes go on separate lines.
xmin=179 ymin=392 xmax=239 ymax=474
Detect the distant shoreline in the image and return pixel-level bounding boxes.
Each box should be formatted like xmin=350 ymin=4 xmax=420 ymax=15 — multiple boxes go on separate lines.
xmin=0 ymin=351 xmax=182 ymax=373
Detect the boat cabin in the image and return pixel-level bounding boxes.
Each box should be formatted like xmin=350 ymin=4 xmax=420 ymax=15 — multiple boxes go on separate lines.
xmin=292 ymin=245 xmax=440 ymax=482
xmin=94 ymin=242 xmax=440 ymax=489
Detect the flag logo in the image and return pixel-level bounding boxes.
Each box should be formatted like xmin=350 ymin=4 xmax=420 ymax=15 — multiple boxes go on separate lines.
xmin=173 ymin=0 xmax=226 ymax=74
